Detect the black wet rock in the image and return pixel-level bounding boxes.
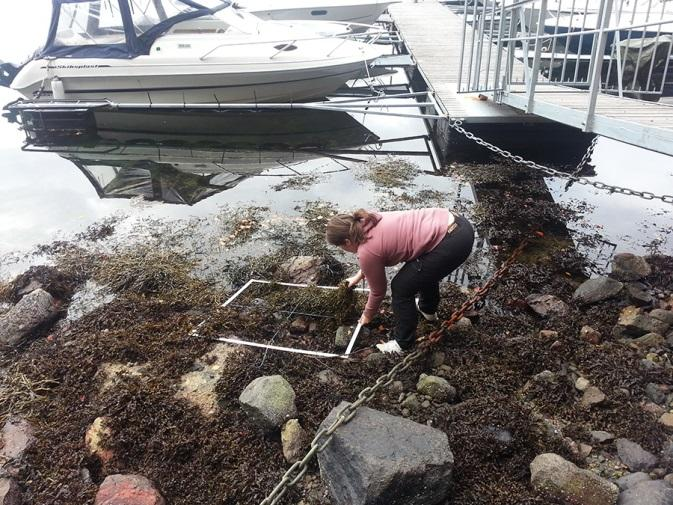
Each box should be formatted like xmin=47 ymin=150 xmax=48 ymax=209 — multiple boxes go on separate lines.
xmin=626 ymin=282 xmax=655 ymax=307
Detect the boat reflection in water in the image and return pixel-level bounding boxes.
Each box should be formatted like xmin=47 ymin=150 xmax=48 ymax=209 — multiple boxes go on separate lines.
xmin=21 ymin=109 xmax=380 ymax=205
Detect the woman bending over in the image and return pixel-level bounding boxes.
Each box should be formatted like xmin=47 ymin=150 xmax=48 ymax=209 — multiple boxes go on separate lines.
xmin=325 ymin=208 xmax=475 ymax=354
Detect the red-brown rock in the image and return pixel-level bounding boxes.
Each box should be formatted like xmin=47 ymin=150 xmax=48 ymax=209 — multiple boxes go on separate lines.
xmin=94 ymin=475 xmax=165 ymax=505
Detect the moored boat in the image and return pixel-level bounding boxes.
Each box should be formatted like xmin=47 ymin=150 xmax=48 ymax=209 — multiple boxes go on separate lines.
xmin=4 ymin=0 xmax=385 ymax=105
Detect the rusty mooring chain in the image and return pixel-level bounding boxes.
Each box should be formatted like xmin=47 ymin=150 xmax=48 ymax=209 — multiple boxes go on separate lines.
xmin=258 ymin=238 xmax=529 ymax=505
xmin=448 ymin=119 xmax=673 ymax=205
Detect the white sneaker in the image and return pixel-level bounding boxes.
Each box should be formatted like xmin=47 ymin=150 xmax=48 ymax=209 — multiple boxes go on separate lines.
xmin=375 ymin=340 xmax=404 ymax=354
xmin=415 ymin=298 xmax=438 ymax=322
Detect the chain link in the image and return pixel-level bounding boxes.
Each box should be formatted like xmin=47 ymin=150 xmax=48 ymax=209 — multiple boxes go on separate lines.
xmin=448 ymin=119 xmax=673 ymax=205
xmin=259 ymin=239 xmax=529 ymax=505
xmin=571 ymin=135 xmax=598 ymax=177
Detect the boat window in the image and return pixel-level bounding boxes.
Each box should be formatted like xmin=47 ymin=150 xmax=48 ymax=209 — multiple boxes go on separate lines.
xmin=54 ymin=1 xmax=126 ymax=46
xmin=129 ymin=0 xmax=199 ymax=35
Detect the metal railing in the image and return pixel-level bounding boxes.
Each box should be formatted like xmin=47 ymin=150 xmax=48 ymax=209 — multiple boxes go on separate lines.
xmin=457 ymin=0 xmax=673 ymax=106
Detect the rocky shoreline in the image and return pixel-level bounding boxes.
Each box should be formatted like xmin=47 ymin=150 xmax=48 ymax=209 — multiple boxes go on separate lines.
xmin=0 ymin=213 xmax=672 ymax=504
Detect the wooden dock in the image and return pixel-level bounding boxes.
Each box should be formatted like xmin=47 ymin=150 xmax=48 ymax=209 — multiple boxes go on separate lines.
xmin=388 ymin=0 xmax=673 ymax=156
xmin=389 ymin=0 xmax=532 ymax=124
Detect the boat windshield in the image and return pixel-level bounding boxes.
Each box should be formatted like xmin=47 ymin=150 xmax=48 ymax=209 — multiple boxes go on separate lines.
xmin=53 ymin=0 xmax=200 ymax=46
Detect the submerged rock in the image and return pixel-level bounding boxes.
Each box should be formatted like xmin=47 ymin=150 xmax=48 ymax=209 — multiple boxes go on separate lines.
xmin=317 ymin=402 xmax=453 ymax=505
xmin=611 ymin=253 xmax=652 ymax=281
xmin=616 ymin=480 xmax=673 ymax=505
xmin=573 ymin=277 xmax=623 ymax=305
xmin=94 ymin=474 xmax=165 ymax=505
xmin=279 ymin=255 xmax=341 ymax=285
xmin=66 ymin=281 xmax=115 ymax=322
xmin=0 ymin=289 xmax=59 ymax=346
xmin=530 ymin=453 xmax=619 ymax=505
xmin=239 ymin=375 xmax=297 ymax=430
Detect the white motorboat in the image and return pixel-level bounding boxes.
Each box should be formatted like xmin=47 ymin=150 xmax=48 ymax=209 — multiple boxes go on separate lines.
xmin=231 ymin=0 xmax=400 ymax=26
xmin=4 ymin=0 xmax=385 ymax=105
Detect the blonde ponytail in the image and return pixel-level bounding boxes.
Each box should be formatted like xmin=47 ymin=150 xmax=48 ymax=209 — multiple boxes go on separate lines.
xmin=325 ymin=209 xmax=381 ymax=246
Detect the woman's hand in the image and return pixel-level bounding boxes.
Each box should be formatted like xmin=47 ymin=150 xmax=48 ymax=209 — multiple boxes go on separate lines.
xmin=345 ymin=270 xmax=364 ymax=288
xmin=359 ymin=314 xmax=372 ymax=325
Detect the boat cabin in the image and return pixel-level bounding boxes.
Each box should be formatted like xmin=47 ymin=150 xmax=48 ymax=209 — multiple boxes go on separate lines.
xmin=41 ymin=0 xmax=229 ymax=58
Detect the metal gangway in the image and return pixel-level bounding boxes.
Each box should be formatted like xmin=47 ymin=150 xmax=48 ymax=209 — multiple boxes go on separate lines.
xmin=457 ymin=0 xmax=673 ymax=154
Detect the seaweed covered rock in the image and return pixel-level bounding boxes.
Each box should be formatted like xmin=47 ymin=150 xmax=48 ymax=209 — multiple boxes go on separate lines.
xmin=239 ymin=375 xmax=297 ymax=430
xmin=278 ymin=255 xmax=343 ymax=285
xmin=612 ymin=253 xmax=652 ymax=281
xmin=317 ymin=402 xmax=453 ymax=505
xmin=530 ymin=453 xmax=619 ymax=505
xmin=616 ymin=480 xmax=673 ymax=505
xmin=0 ymin=289 xmax=59 ymax=346
xmin=175 ymin=344 xmax=240 ymax=416
xmin=573 ymin=277 xmax=624 ymax=305
xmin=94 ymin=474 xmax=165 ymax=505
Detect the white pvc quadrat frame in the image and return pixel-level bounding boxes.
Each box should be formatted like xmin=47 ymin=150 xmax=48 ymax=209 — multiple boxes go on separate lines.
xmin=218 ymin=279 xmax=369 ymax=359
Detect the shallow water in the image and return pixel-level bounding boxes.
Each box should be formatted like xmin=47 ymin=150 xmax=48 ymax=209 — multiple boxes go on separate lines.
xmin=0 ymin=68 xmax=672 ymax=280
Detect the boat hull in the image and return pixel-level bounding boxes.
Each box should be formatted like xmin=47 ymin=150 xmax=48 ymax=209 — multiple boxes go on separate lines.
xmin=12 ymin=59 xmax=373 ymax=104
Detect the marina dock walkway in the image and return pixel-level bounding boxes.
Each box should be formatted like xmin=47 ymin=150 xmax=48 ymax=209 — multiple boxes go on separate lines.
xmin=388 ymin=1 xmax=673 ymax=155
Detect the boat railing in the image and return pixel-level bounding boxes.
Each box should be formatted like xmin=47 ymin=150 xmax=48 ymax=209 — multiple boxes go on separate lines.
xmin=457 ymin=0 xmax=673 ymax=120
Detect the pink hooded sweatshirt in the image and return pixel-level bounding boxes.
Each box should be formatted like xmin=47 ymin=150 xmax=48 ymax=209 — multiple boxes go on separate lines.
xmin=358 ymin=208 xmax=450 ymax=320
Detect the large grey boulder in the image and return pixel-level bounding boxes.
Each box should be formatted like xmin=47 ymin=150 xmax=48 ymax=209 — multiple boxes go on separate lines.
xmin=239 ymin=375 xmax=297 ymax=430
xmin=617 ymin=480 xmax=673 ymax=505
xmin=611 ymin=253 xmax=652 ymax=281
xmin=0 ymin=289 xmax=59 ymax=346
xmin=530 ymin=453 xmax=619 ymax=505
xmin=573 ymin=277 xmax=624 ymax=305
xmin=318 ymin=402 xmax=453 ymax=505
xmin=616 ymin=439 xmax=658 ymax=472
